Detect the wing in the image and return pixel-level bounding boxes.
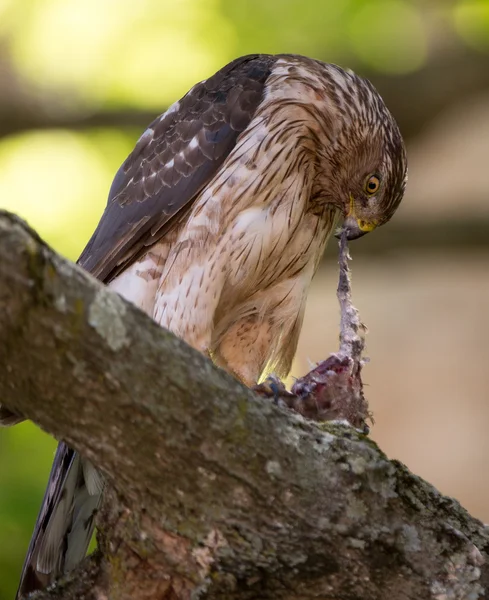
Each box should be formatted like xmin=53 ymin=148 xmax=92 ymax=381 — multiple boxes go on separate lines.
xmin=78 ymin=54 xmax=277 ymax=282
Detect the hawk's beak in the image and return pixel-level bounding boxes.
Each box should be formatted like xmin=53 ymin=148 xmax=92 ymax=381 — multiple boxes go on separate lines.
xmin=335 ymin=194 xmax=378 ymax=240
xmin=336 ymin=215 xmax=369 ymax=240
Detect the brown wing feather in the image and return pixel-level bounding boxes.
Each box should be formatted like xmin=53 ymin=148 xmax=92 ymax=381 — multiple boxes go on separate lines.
xmin=78 ymin=54 xmax=277 ymax=282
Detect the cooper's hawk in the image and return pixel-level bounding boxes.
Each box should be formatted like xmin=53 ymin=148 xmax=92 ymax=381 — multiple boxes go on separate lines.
xmin=6 ymin=53 xmax=407 ymax=598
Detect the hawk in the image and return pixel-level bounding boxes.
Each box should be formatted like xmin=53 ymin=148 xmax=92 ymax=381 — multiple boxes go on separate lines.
xmin=5 ymin=53 xmax=407 ymax=598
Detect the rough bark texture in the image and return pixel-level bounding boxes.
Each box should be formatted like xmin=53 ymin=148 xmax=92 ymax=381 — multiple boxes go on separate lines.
xmin=0 ymin=210 xmax=488 ymax=600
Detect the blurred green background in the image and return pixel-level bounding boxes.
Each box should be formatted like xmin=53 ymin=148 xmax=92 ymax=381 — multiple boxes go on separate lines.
xmin=1 ymin=0 xmax=489 ymax=598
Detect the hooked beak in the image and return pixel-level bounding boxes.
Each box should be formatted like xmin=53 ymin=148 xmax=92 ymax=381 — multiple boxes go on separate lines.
xmin=336 ymin=215 xmax=369 ymax=240
xmin=334 ymin=194 xmax=378 ymax=240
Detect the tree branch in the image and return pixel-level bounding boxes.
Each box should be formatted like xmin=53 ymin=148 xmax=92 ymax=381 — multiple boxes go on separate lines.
xmin=1 ymin=47 xmax=489 ymax=142
xmin=1 ymin=210 xmax=488 ymax=600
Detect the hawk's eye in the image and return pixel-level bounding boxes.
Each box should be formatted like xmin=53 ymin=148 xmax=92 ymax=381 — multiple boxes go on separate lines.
xmin=365 ymin=174 xmax=381 ymax=195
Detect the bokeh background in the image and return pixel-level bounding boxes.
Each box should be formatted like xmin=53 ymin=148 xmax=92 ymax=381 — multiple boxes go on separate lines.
xmin=0 ymin=0 xmax=488 ymax=597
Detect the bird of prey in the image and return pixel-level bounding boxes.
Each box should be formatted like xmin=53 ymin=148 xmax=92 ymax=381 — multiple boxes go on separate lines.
xmin=6 ymin=53 xmax=407 ymax=598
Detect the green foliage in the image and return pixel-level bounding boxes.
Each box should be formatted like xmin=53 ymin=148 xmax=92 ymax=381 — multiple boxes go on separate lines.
xmin=347 ymin=1 xmax=427 ymax=73
xmin=454 ymin=0 xmax=489 ymax=51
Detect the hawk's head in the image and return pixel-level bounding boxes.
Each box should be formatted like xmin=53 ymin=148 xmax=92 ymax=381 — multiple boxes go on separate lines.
xmin=315 ymin=63 xmax=408 ymax=241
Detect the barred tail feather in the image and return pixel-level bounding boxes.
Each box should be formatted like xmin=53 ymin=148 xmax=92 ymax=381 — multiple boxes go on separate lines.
xmin=16 ymin=442 xmax=104 ymax=599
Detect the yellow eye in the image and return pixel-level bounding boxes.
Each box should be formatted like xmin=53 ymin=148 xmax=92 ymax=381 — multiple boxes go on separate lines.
xmin=365 ymin=174 xmax=381 ymax=195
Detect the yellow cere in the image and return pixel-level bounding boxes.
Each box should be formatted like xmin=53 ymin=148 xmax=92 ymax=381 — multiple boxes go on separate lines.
xmin=357 ymin=219 xmax=378 ymax=232
xmin=346 ymin=195 xmax=378 ymax=232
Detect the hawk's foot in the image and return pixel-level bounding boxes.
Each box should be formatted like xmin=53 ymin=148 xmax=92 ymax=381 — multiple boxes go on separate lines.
xmin=252 ymin=375 xmax=296 ymax=407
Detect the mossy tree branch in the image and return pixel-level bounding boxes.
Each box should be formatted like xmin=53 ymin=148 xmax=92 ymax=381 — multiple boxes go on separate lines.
xmin=0 ymin=210 xmax=488 ymax=600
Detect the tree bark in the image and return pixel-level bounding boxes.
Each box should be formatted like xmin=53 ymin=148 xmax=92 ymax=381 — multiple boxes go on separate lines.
xmin=0 ymin=210 xmax=488 ymax=600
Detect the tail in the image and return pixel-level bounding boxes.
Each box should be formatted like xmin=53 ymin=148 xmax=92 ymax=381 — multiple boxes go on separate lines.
xmin=15 ymin=442 xmax=104 ymax=599
xmin=0 ymin=405 xmax=25 ymax=426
